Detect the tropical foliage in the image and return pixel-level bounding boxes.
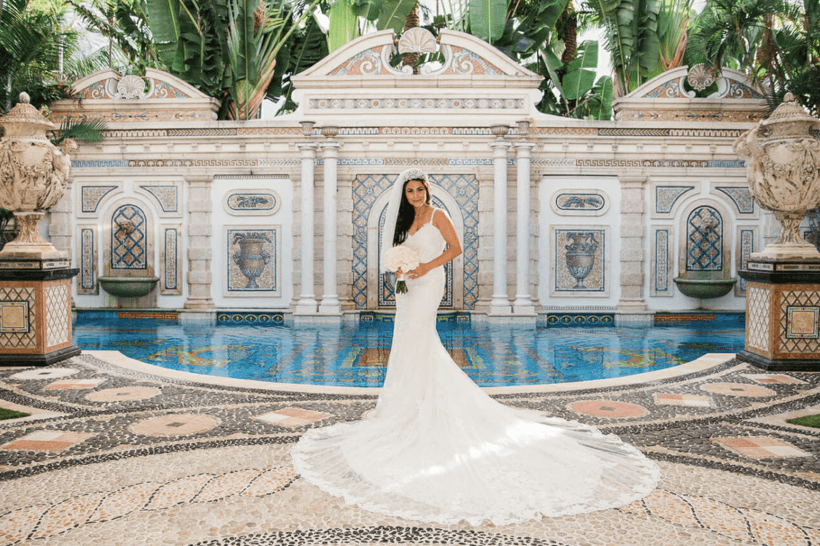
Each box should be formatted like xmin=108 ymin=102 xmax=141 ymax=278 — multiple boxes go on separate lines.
xmin=687 ymin=0 xmax=820 ymax=115
xmin=145 ymin=0 xmax=322 ymax=119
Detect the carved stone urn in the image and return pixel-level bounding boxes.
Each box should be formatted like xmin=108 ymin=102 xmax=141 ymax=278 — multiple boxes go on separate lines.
xmin=565 ymin=232 xmax=598 ymax=289
xmin=232 ymin=233 xmax=271 ymax=289
xmin=0 ymin=92 xmax=74 ymax=266
xmin=733 ymin=93 xmax=820 ymax=261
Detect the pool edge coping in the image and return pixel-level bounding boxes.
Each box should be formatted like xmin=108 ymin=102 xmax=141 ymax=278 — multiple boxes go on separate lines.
xmin=83 ymin=351 xmax=738 ymax=395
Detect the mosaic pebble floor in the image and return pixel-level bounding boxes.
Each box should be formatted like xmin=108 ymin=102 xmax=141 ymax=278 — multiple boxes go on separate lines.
xmin=0 ymin=351 xmax=819 ymax=545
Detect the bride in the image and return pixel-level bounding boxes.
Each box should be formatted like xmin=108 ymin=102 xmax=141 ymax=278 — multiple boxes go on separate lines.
xmin=291 ymin=168 xmax=660 ymax=525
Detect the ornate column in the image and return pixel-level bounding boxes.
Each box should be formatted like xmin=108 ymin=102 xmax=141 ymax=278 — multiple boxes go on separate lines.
xmin=617 ymin=174 xmax=649 ymax=324
xmin=513 ymin=126 xmax=536 ymax=316
xmin=318 ymin=126 xmax=342 ymax=315
xmin=0 ymin=92 xmax=79 ymax=365
xmin=488 ymin=125 xmax=512 ymax=315
xmin=48 ymin=177 xmax=74 ymax=256
xmin=733 ymin=94 xmax=820 ymax=370
xmin=295 ymin=141 xmax=319 ymax=314
xmin=183 ymin=175 xmax=215 ymax=317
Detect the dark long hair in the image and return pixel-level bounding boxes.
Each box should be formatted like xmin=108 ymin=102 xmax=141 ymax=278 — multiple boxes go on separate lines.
xmin=393 ymin=177 xmax=431 ymax=245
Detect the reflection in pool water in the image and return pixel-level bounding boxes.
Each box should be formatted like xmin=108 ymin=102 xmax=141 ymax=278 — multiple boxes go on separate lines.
xmin=73 ymin=317 xmax=745 ymax=388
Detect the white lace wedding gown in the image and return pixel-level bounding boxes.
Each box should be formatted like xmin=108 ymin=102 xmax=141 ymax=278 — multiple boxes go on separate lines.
xmin=291 ymin=211 xmax=660 ymax=525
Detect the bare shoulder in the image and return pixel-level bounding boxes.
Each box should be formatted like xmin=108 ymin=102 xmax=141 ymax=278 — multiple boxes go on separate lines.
xmin=431 ymin=207 xmax=452 ymax=227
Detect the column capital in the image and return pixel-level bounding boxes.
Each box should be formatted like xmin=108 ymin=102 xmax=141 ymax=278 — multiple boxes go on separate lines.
xmin=297 ymin=142 xmax=318 ymax=152
xmin=320 ymin=141 xmax=342 ymax=152
xmin=184 ymin=174 xmax=212 ymax=185
xmin=514 ymin=141 xmax=536 ymax=153
xmin=619 ymin=174 xmax=648 ymax=187
xmin=490 ymin=140 xmax=511 ymax=152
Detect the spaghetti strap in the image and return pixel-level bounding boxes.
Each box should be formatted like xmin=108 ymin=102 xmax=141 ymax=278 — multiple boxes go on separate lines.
xmin=429 ymin=208 xmax=437 ymax=225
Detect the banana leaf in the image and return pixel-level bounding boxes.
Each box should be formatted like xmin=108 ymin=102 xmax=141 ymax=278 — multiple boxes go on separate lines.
xmin=468 ymin=0 xmax=505 ymax=43
xmin=376 ymin=0 xmax=416 ymax=33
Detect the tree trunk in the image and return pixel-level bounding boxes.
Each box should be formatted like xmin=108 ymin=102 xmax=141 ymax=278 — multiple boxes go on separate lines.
xmin=560 ymin=4 xmax=577 ymax=65
xmin=402 ymin=2 xmax=420 ymax=74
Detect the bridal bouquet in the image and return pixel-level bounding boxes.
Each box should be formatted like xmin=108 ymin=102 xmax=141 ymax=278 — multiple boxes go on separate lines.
xmin=384 ymin=246 xmax=420 ymax=294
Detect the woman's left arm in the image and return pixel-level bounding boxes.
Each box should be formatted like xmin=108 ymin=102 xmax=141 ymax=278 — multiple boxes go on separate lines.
xmin=409 ymin=211 xmax=463 ymax=279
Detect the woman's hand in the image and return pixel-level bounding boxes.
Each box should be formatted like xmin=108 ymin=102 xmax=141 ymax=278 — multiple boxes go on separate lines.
xmin=408 ymin=262 xmax=431 ymax=279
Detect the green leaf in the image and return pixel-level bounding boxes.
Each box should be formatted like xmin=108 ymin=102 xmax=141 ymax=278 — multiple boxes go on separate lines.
xmin=541 ymin=46 xmax=564 ymax=94
xmin=329 ymin=0 xmax=358 ymax=52
xmin=468 ymin=0 xmax=505 ymax=43
xmin=376 ymin=0 xmax=416 ymax=33
xmin=562 ymin=40 xmax=598 ymax=100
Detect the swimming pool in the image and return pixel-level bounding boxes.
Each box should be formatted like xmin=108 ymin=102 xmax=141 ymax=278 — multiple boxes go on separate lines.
xmin=72 ymin=316 xmax=745 ymax=387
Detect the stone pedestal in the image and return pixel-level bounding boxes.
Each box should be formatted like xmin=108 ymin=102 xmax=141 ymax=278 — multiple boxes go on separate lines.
xmin=0 ymin=267 xmax=80 ymax=366
xmin=738 ymin=260 xmax=820 ymax=371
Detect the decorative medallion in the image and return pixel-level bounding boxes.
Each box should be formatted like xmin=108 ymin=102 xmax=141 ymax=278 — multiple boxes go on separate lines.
xmin=224 ymin=190 xmax=280 ymax=216
xmin=553 ymin=191 xmax=609 ymax=216
xmin=687 ymin=64 xmax=717 ymax=91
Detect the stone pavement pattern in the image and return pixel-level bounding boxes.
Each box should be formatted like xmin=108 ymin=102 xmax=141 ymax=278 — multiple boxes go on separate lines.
xmin=1 ymin=353 xmax=819 ymax=545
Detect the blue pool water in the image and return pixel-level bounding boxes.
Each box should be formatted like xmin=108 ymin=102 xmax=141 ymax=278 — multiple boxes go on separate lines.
xmin=72 ymin=316 xmax=746 ymax=387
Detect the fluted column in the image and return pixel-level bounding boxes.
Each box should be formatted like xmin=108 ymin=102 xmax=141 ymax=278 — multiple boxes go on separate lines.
xmin=184 ymin=175 xmax=214 ymax=313
xmin=513 ymin=140 xmax=536 ymax=315
xmin=295 ymin=142 xmax=318 ymax=314
xmin=488 ymin=126 xmax=512 ymax=315
xmin=319 ymin=126 xmax=342 ymax=314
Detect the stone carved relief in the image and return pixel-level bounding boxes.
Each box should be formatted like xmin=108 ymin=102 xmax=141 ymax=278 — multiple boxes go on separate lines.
xmin=226 ymin=227 xmax=279 ymax=295
xmin=553 ymin=229 xmax=606 ymax=294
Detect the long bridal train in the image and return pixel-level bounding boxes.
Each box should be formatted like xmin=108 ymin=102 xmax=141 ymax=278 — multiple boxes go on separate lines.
xmin=292 ymin=209 xmax=660 ymax=525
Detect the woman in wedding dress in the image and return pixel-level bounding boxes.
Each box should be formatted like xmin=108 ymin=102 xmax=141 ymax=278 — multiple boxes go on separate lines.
xmin=291 ymin=168 xmax=660 ymax=525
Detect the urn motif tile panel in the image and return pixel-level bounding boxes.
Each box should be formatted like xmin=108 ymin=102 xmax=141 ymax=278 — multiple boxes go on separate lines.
xmin=139 ymin=185 xmax=178 ymax=213
xmin=352 ymin=173 xmax=478 ymax=310
xmin=746 ymin=285 xmax=770 ymax=352
xmin=81 ymin=186 xmax=118 ymax=213
xmin=686 ymin=206 xmax=723 ymax=271
xmin=553 ymin=229 xmax=606 ymax=294
xmin=226 ymin=227 xmax=278 ymax=296
xmin=45 ymin=284 xmax=70 ymax=348
xmin=111 ymin=205 xmax=147 ymax=270
xmin=780 ymin=290 xmax=820 ymax=354
xmin=0 ymin=287 xmax=36 ymax=349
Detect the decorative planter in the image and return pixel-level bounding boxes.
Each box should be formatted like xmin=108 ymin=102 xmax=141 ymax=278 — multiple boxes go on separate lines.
xmin=733 ymin=93 xmax=820 ymax=261
xmin=98 ymin=276 xmax=159 ymax=298
xmin=673 ymin=277 xmax=737 ymax=299
xmin=0 ymin=92 xmax=74 ymax=267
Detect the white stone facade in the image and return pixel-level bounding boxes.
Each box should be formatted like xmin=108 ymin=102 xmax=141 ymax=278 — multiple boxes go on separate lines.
xmin=47 ymin=29 xmax=772 ymax=323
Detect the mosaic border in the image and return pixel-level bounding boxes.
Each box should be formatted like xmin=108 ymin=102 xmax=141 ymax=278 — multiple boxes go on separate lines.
xmin=216 ymin=312 xmax=286 ymax=326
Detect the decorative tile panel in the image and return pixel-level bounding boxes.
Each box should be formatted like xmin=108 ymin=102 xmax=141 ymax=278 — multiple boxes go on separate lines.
xmin=351 ymin=174 xmax=478 ymax=310
xmin=746 ymin=286 xmax=770 ymax=352
xmin=164 ymin=228 xmax=178 ymax=292
xmin=686 ymin=206 xmax=723 ymax=271
xmin=45 ymin=284 xmax=70 ymax=348
xmin=80 ymin=229 xmax=96 ymax=294
xmin=309 ymin=97 xmax=525 ymax=110
xmin=656 ymin=186 xmax=694 ymax=214
xmin=780 ymin=290 xmax=820 ymax=353
xmin=0 ymin=301 xmax=29 ymax=333
xmin=717 ymin=187 xmax=755 ymax=214
xmin=655 ymin=229 xmax=670 ymax=293
xmin=0 ymin=287 xmax=36 ymax=348
xmin=552 ymin=190 xmax=609 ymax=216
xmin=224 ymin=191 xmax=280 ymax=216
xmin=140 ymin=185 xmax=178 ymax=212
xmin=111 ymin=205 xmax=147 ymax=270
xmin=226 ymin=228 xmax=278 ymax=295
xmin=554 ymin=229 xmax=606 ymax=293
xmin=739 ymin=229 xmax=754 ymax=292
xmin=81 ymin=186 xmax=117 ymax=213
xmin=786 ymin=306 xmax=819 ymax=339
xmin=377 ymin=198 xmax=454 ymax=308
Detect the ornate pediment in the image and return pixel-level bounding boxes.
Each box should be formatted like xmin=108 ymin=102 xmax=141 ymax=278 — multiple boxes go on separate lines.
xmin=293 ymin=28 xmax=541 ymax=84
xmin=613 ymin=66 xmax=769 ymax=122
xmin=49 ymin=68 xmax=220 ymax=123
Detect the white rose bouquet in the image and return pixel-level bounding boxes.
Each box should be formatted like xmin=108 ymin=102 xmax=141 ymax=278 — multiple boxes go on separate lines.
xmin=383 ymin=245 xmax=420 ymax=294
